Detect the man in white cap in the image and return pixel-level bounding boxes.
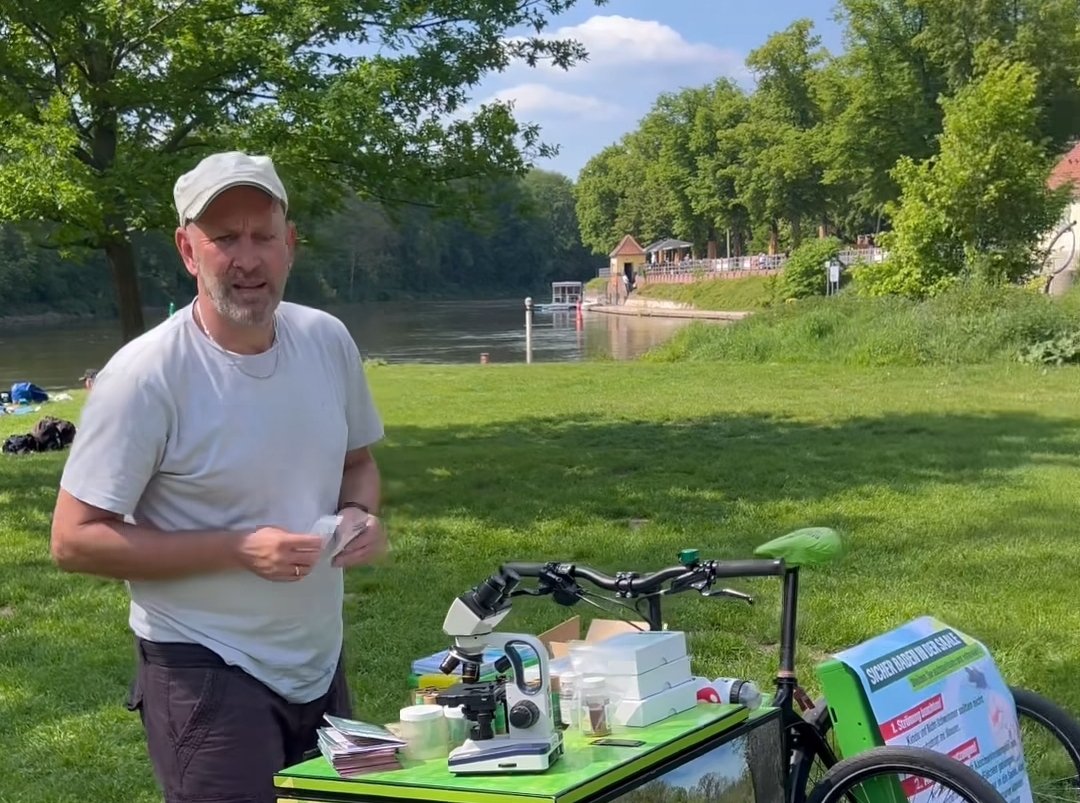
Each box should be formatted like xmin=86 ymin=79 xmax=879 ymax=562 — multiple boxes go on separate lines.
xmin=50 ymin=151 xmax=387 ymax=802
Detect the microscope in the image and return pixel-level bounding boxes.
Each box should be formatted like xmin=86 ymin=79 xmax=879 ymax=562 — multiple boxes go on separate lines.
xmin=435 ymin=567 xmax=563 ymax=775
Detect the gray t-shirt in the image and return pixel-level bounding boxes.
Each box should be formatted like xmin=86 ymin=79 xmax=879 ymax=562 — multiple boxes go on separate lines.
xmin=60 ymin=300 xmax=384 ymax=703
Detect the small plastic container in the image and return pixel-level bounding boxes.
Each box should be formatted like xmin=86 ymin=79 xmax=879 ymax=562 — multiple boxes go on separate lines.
xmin=443 ymin=705 xmax=469 ymax=747
xmin=399 ymin=704 xmax=449 ymax=760
xmin=559 ymin=672 xmax=580 ymax=730
xmin=580 ymin=676 xmax=612 ymax=737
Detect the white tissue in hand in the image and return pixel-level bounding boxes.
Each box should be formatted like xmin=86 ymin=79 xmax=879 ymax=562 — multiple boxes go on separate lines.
xmin=311 ymin=515 xmax=343 ymax=554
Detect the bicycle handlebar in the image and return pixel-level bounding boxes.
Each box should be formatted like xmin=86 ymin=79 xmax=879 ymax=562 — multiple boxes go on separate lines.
xmin=502 ymin=557 xmax=784 ymax=597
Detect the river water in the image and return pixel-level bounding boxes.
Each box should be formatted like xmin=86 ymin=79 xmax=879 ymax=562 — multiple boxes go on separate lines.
xmin=0 ymin=299 xmax=700 ymax=391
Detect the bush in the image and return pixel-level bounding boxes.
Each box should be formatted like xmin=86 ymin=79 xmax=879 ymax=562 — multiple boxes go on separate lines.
xmin=777 ymin=237 xmax=843 ymax=301
xmin=644 ymin=281 xmax=1080 ymax=367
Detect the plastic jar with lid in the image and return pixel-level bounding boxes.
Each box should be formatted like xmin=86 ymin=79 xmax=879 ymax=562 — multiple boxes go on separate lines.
xmin=558 ymin=672 xmax=580 ymax=730
xmin=580 ymin=676 xmax=612 ymax=737
xmin=399 ymin=704 xmax=449 ymax=760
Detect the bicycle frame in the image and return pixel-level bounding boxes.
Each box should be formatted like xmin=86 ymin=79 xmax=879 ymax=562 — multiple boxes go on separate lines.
xmin=613 ymin=561 xmax=840 ymax=803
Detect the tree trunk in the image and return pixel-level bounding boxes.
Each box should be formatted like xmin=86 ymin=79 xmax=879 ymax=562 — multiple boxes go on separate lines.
xmin=769 ymin=222 xmax=780 ymax=255
xmin=104 ymin=235 xmax=146 ymax=342
xmin=791 ymin=218 xmax=803 ymax=249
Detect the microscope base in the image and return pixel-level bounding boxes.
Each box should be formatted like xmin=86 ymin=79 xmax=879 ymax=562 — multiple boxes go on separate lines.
xmin=447 ymin=733 xmax=563 ymax=775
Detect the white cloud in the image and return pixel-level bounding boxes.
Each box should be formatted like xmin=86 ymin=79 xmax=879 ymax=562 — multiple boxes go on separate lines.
xmin=517 ymin=15 xmax=745 ymax=76
xmin=481 ymin=83 xmax=621 ymax=120
xmin=469 ymin=16 xmax=751 ymax=178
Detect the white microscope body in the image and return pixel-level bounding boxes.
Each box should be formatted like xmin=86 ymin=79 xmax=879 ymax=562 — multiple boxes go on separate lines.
xmin=437 ymin=572 xmax=564 ymax=774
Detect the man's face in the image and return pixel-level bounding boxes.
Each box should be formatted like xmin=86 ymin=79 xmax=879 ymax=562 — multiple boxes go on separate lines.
xmin=176 ymin=186 xmax=296 ymax=327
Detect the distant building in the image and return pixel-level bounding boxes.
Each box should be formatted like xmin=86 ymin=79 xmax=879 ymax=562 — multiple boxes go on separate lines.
xmin=1043 ymin=141 xmax=1080 ymax=293
xmin=644 ymin=238 xmax=694 ymax=265
xmin=608 ymin=234 xmax=646 ymax=301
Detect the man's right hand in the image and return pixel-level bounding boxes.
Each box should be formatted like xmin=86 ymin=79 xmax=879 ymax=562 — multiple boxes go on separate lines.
xmin=236 ymin=527 xmax=324 ymax=582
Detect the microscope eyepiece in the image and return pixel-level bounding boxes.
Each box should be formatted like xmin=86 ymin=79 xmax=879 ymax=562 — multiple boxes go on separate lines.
xmin=471 ymin=567 xmax=521 ymax=615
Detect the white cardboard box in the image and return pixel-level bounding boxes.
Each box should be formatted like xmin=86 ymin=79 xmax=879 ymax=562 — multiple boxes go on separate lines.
xmin=598 ymin=655 xmax=693 ymax=701
xmin=569 ymin=630 xmax=687 ymax=677
xmin=612 ymin=679 xmax=699 ymax=727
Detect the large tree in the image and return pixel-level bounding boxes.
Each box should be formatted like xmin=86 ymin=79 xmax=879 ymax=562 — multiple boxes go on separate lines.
xmin=0 ymin=0 xmax=602 ymax=341
xmin=862 ymin=58 xmax=1069 ymax=297
xmin=731 ymin=19 xmax=831 ymax=252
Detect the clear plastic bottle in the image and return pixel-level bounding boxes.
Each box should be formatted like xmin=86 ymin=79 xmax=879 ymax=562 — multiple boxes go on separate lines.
xmin=559 ymin=672 xmax=579 ymax=730
xmin=580 ymin=676 xmax=612 ymax=737
xmin=711 ymin=677 xmax=763 ymax=710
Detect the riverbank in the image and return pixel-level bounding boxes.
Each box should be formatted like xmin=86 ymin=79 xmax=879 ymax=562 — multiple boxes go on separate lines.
xmin=3 ymin=361 xmax=1080 ymax=800
xmin=635 ymin=274 xmax=774 ymax=310
xmin=647 ymin=282 xmax=1080 ymax=366
xmin=0 ymin=310 xmax=101 ymax=328
xmin=588 ymin=300 xmax=751 ymax=320
xmin=583 ymin=275 xmax=773 ymax=319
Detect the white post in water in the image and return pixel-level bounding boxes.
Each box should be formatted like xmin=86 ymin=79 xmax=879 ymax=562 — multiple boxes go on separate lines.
xmin=524 ymin=297 xmax=533 ymax=364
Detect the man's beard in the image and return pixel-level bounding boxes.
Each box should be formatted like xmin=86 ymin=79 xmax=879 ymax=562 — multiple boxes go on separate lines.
xmin=200 ymin=264 xmax=283 ymax=327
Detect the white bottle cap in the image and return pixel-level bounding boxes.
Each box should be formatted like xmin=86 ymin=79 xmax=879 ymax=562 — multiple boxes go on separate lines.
xmin=582 ymin=676 xmax=606 ymax=691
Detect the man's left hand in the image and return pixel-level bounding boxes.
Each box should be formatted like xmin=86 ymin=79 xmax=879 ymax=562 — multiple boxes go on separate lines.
xmin=332 ymin=508 xmax=387 ymax=568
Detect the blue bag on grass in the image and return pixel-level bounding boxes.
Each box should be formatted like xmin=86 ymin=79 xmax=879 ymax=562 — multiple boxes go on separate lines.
xmin=10 ymin=382 xmax=48 ymax=404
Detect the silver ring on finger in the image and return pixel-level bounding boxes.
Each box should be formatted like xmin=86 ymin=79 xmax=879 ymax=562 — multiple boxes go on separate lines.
xmin=294 ymin=565 xmax=300 ymax=577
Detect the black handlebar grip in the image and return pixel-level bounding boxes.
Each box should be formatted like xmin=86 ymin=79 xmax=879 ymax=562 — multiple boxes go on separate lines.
xmin=501 ymin=562 xmax=547 ymax=577
xmin=710 ymin=559 xmax=784 ymax=578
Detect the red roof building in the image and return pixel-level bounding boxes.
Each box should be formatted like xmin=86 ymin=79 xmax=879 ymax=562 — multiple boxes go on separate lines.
xmin=1048 ymin=141 xmax=1080 ymax=195
xmin=608 ymin=234 xmax=645 ymax=258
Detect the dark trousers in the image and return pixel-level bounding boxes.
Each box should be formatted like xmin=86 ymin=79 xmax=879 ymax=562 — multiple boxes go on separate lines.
xmin=126 ymin=638 xmax=352 ymax=803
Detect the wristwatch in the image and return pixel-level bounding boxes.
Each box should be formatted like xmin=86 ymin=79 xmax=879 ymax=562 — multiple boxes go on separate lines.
xmin=339 ymin=501 xmax=372 ymax=514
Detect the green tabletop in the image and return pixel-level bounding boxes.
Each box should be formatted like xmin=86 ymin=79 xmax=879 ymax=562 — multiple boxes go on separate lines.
xmin=275 ymin=703 xmax=751 ymax=803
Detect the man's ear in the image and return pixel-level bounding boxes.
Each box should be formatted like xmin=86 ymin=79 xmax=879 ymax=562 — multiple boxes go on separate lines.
xmin=175 ymin=226 xmax=199 ymax=278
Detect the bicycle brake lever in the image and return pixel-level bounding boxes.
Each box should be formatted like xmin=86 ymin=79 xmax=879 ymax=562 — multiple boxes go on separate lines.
xmin=510 ymin=587 xmax=547 ymax=597
xmin=701 ymin=588 xmax=754 ymax=605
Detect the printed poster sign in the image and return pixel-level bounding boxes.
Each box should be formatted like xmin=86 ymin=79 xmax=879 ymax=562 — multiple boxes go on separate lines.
xmin=834 ymin=616 xmax=1032 ymax=803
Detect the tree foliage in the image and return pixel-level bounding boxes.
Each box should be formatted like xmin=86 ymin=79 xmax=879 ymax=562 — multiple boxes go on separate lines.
xmin=572 ymin=1 xmax=1080 ymax=298
xmin=861 ymin=60 xmax=1070 ymax=296
xmin=0 ymin=0 xmax=603 ymax=340
xmin=0 ymin=169 xmax=597 ymax=318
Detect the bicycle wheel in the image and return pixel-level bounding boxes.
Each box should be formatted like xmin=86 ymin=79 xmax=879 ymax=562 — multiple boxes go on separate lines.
xmin=796 ymin=686 xmax=1080 ymax=803
xmin=1009 ymin=687 xmax=1080 ymax=801
xmin=806 ymin=745 xmax=1008 ymax=803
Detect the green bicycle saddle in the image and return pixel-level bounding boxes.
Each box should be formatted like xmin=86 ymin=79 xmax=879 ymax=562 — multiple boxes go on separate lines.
xmin=753 ymin=527 xmax=843 ymax=567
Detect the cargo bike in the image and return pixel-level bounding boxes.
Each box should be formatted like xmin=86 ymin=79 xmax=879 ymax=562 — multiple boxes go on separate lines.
xmin=497 ymin=527 xmax=1080 ymax=803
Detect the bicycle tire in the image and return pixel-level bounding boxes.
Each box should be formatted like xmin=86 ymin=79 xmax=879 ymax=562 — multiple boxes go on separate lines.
xmin=806 ymin=745 xmax=1008 ymax=803
xmin=1009 ymin=686 xmax=1080 ymax=798
xmin=795 ymin=686 xmax=1080 ymax=802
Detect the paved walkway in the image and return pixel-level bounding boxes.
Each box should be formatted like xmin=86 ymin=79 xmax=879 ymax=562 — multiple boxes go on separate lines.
xmin=587 ymin=303 xmax=752 ymax=321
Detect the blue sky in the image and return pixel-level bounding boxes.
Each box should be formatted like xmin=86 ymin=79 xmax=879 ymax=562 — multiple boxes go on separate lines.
xmin=471 ymin=0 xmax=846 ymax=180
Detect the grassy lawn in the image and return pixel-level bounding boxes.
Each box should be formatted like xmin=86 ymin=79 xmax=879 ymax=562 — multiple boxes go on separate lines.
xmin=3 ymin=362 xmax=1080 ymax=800
xmin=636 ymin=275 xmax=775 ymax=310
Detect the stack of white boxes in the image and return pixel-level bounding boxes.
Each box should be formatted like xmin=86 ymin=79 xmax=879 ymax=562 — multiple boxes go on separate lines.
xmin=570 ymin=630 xmax=698 ymax=728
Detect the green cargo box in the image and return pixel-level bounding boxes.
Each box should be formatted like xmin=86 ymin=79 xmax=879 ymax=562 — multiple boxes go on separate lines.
xmin=275 ymin=703 xmax=789 ymax=803
xmin=816 ymin=657 xmax=906 ymax=803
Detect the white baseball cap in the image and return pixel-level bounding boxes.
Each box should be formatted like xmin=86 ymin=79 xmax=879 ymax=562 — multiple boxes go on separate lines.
xmin=173 ymin=151 xmax=289 ymax=225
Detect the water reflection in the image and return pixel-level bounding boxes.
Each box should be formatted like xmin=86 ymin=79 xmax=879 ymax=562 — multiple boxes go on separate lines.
xmin=0 ymin=299 xmax=707 ymax=390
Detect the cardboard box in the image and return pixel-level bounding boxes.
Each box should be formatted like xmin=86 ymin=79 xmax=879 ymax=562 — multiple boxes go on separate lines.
xmin=536 ymin=616 xmax=654 ymax=661
xmin=613 ymin=678 xmax=699 ymax=727
xmin=602 ymin=654 xmax=693 ymax=701
xmin=575 ymin=630 xmax=687 ymax=677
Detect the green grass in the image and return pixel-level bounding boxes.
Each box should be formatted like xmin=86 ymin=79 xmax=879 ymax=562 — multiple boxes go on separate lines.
xmin=4 ymin=363 xmax=1080 ymax=800
xmin=637 ymin=275 xmax=775 ymax=311
xmin=648 ymin=282 xmax=1080 ymax=366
